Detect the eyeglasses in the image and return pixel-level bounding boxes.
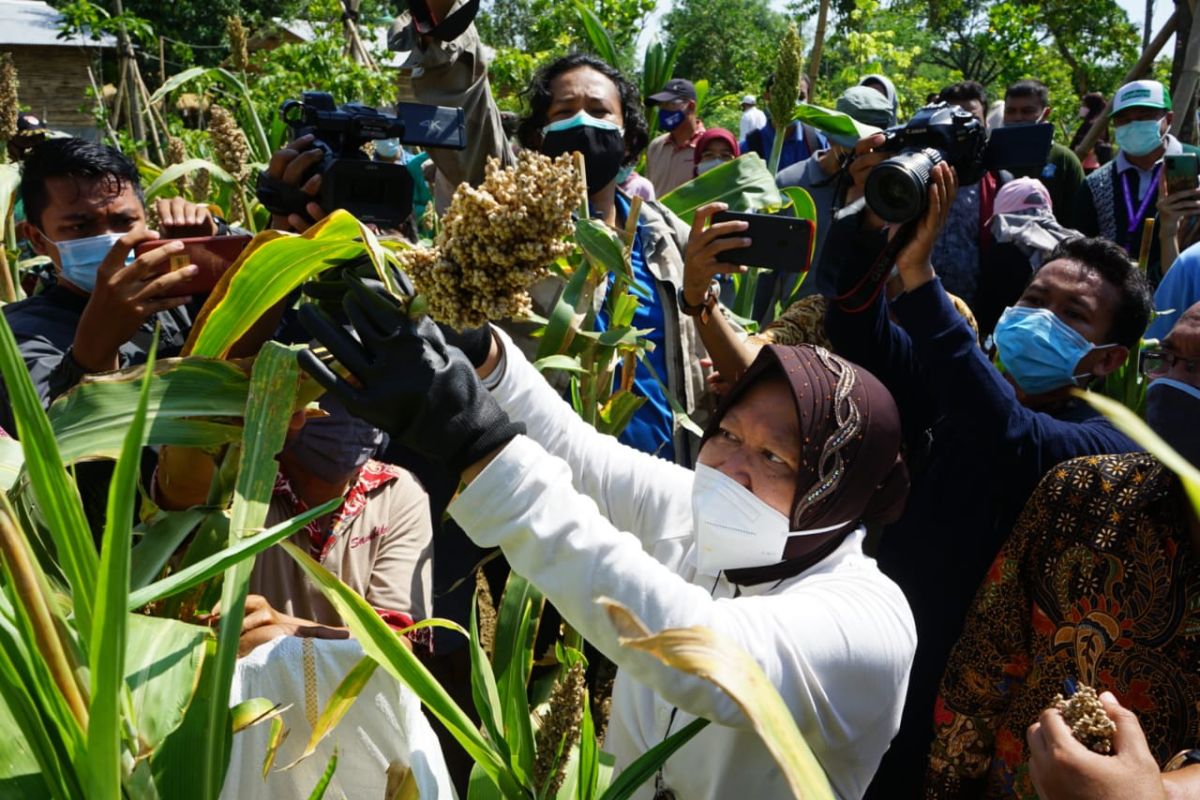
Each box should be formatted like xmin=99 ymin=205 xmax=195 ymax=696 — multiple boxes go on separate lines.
xmin=1140 ymin=348 xmax=1200 ymax=376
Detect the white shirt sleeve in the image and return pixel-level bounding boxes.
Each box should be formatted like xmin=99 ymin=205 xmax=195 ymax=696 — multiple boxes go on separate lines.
xmin=485 ymin=326 xmax=695 ymax=549
xmin=450 ymin=436 xmax=917 ymax=737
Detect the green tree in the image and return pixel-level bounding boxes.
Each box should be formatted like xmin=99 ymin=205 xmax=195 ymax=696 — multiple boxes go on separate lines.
xmin=49 ymin=0 xmax=396 ymax=70
xmin=662 ymin=0 xmax=791 ymax=97
xmin=476 ymin=0 xmax=656 ymax=73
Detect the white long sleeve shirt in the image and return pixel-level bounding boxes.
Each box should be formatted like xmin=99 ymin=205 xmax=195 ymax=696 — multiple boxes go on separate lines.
xmin=449 ymin=330 xmax=916 ymax=800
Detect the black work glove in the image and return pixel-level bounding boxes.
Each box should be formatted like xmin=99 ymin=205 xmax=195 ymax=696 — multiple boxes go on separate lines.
xmin=297 ymin=280 xmax=524 ymax=475
xmin=303 ymin=257 xmax=414 ymax=319
xmin=438 ymin=323 xmax=494 ymax=368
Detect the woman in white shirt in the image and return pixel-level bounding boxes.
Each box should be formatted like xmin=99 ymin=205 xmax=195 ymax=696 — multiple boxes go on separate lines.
xmin=298 ymin=282 xmax=918 ymax=799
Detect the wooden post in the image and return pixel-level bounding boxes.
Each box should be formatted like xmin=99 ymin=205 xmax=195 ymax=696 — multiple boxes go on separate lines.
xmin=1171 ymin=0 xmax=1200 ymax=140
xmin=158 ymin=36 xmax=166 ymax=86
xmin=1074 ymin=10 xmax=1179 ymax=159
xmin=111 ymin=0 xmax=146 ymax=153
xmin=806 ymin=0 xmax=830 ymax=91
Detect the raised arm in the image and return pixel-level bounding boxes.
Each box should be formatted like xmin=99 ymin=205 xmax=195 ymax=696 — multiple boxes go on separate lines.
xmin=887 ymin=165 xmax=1136 ymax=476
xmin=483 ymin=326 xmax=696 ymax=545
xmin=408 ymin=0 xmax=515 ymax=190
xmin=451 ymin=435 xmax=915 ymax=738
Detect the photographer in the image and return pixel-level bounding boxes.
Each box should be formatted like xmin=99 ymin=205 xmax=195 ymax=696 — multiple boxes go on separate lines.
xmin=823 ymin=157 xmax=1151 ymax=797
xmin=298 ymin=281 xmax=916 ymax=800
xmin=298 ymin=0 xmax=708 ymax=466
xmin=4 ymin=138 xmax=227 ymax=435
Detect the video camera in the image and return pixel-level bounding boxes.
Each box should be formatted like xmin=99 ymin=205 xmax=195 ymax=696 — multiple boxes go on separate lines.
xmin=256 ymin=91 xmax=467 ymax=229
xmin=864 ymin=102 xmax=1052 ymax=223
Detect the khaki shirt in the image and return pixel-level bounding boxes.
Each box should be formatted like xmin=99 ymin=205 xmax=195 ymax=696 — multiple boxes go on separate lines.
xmin=250 ymin=461 xmax=434 ymax=630
xmin=645 ymin=124 xmax=706 ymax=197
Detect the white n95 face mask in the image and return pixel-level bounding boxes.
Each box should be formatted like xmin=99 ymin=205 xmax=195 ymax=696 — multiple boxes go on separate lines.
xmin=690 ymin=463 xmax=851 ymax=574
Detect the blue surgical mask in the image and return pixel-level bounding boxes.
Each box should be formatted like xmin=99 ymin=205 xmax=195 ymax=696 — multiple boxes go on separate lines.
xmin=615 ymin=164 xmax=634 ymax=185
xmin=1115 ymin=119 xmax=1165 ymax=157
xmin=47 ymin=232 xmax=131 ymax=293
xmin=994 ymin=305 xmax=1105 ymax=395
xmin=696 ymin=158 xmax=725 ymax=175
xmin=374 ymin=138 xmax=402 ymax=160
xmin=659 ymin=108 xmax=686 ymax=132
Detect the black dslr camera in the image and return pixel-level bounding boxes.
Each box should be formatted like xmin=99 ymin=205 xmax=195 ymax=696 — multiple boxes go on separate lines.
xmin=257 ymin=91 xmax=467 ymax=229
xmin=864 ymin=103 xmax=987 ymax=224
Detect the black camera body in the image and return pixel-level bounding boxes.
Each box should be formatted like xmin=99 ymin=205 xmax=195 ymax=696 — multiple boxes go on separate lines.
xmin=259 ymin=91 xmax=467 ymax=228
xmin=864 ymin=102 xmax=988 ymax=224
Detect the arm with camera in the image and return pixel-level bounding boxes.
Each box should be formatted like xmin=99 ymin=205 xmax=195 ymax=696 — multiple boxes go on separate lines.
xmin=822 ymin=135 xmax=941 ymax=435
xmin=407 ymin=0 xmax=515 ymax=193
xmin=887 ymin=166 xmax=1132 ymax=473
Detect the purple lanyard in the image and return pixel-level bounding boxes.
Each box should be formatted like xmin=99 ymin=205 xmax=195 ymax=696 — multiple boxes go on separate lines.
xmin=1121 ymin=163 xmax=1162 ymax=236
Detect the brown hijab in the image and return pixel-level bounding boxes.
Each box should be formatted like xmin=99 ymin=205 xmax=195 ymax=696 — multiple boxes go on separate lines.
xmin=701 ymin=344 xmax=909 ymax=584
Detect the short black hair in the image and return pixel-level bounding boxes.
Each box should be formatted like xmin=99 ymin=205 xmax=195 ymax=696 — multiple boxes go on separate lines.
xmin=1005 ymin=79 xmax=1050 ymax=109
xmin=516 ymin=53 xmax=650 ymax=168
xmin=1045 ymin=236 xmax=1153 ymax=348
xmin=939 ymin=80 xmax=987 ymax=108
xmin=1082 ymin=91 xmax=1107 ymax=117
xmin=20 ymin=137 xmax=143 ymax=229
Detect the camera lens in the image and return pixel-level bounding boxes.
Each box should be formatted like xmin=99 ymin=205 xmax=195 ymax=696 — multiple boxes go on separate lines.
xmin=864 ymin=148 xmax=943 ymax=223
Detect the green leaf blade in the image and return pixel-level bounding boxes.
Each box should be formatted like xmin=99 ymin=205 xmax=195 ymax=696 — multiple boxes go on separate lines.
xmin=86 ymin=335 xmax=158 ymax=798
xmin=0 ymin=313 xmax=97 ymax=638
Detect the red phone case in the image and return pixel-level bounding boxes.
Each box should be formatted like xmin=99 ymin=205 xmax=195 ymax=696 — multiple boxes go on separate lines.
xmin=133 ymin=236 xmax=252 ymax=295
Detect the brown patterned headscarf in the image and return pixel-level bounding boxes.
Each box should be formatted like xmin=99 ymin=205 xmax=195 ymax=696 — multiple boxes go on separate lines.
xmin=701 ymin=344 xmax=909 ymax=583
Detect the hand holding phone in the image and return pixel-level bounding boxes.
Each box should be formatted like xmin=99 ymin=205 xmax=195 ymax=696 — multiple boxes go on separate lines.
xmin=1165 ymin=154 xmax=1199 ymax=196
xmin=711 ymin=211 xmax=814 ymax=272
xmin=133 ymin=235 xmax=252 ymax=296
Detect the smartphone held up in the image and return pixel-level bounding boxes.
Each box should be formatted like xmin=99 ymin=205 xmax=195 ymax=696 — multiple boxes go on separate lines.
xmin=1165 ymin=154 xmax=1199 ymax=196
xmin=711 ymin=211 xmax=815 ymax=273
xmin=133 ymin=235 xmax=252 ymax=296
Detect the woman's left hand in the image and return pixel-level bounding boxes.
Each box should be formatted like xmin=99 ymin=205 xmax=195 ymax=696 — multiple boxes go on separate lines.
xmin=683 ymin=203 xmax=748 ymax=306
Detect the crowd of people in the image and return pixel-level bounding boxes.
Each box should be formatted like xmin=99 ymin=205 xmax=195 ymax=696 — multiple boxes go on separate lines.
xmin=6 ymin=0 xmax=1200 ymax=797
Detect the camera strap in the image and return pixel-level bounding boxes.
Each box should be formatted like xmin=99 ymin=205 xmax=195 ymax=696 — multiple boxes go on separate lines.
xmin=409 ymin=0 xmax=481 ymax=41
xmin=832 ymin=219 xmax=918 ymax=314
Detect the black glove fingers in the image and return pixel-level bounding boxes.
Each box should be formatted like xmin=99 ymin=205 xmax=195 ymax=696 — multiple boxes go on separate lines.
xmin=296 ymin=348 xmax=373 ymax=418
xmin=345 ymin=292 xmax=399 ymax=351
xmin=347 ymin=274 xmax=408 ymax=326
xmin=298 ymin=303 xmax=375 ymax=379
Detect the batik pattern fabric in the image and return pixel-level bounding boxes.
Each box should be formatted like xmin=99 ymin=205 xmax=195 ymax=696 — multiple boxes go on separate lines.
xmin=925 ymin=452 xmax=1200 ymax=799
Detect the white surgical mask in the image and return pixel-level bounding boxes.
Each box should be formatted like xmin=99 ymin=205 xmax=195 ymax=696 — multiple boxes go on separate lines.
xmin=690 ymin=463 xmax=851 ymax=574
xmin=696 ymin=158 xmax=725 ymax=175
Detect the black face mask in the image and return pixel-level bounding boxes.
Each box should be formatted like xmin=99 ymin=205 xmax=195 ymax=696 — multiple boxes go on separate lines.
xmin=540 ymin=115 xmax=626 ymax=196
xmin=1146 ymin=378 xmax=1200 ymax=468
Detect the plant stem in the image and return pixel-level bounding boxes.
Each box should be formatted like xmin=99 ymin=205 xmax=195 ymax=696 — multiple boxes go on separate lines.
xmin=767 ymin=122 xmax=787 ymax=176
xmin=0 ymin=508 xmax=89 ymax=730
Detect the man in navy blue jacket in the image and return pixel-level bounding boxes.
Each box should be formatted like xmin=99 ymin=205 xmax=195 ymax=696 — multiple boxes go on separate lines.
xmin=824 ymin=163 xmax=1153 ymax=798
